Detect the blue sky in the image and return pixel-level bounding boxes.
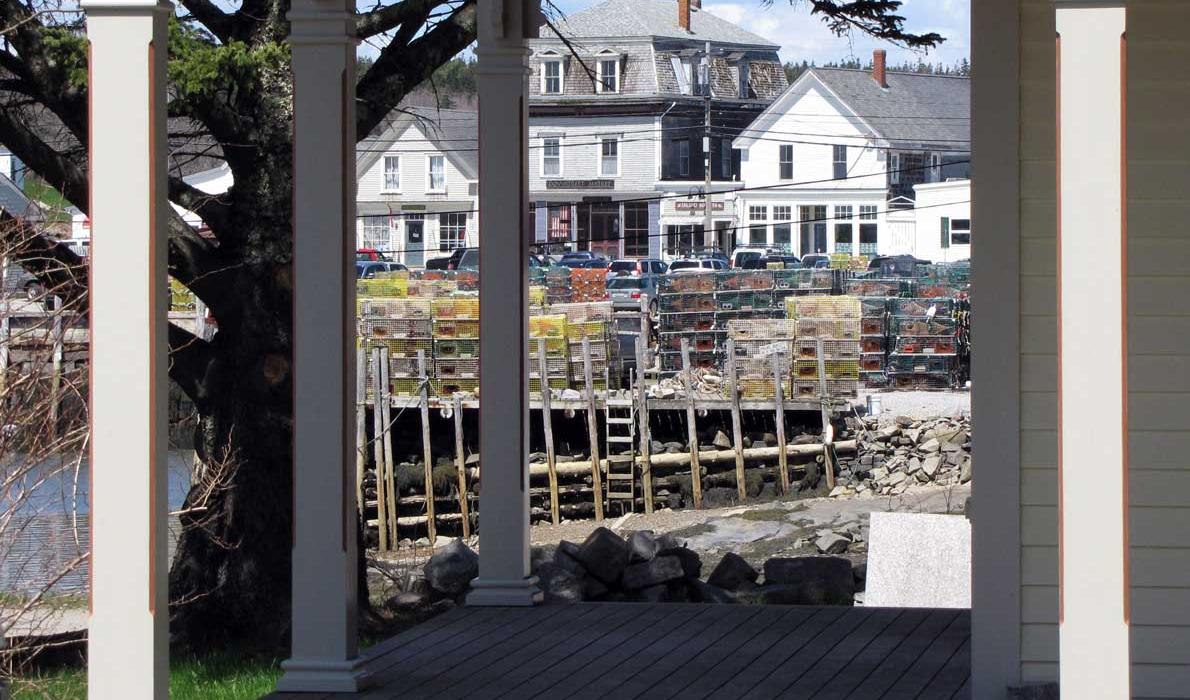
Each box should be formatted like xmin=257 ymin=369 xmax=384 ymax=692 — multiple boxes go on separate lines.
xmin=548 ymin=0 xmax=970 ymax=66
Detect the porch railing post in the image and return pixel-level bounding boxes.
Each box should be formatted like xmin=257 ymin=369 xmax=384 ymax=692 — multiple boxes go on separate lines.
xmin=82 ymin=0 xmax=171 ymax=697
xmin=1055 ymin=3 xmax=1130 ymax=697
xmin=276 ymin=0 xmax=368 ymax=691
xmin=467 ymin=0 xmax=544 ymax=607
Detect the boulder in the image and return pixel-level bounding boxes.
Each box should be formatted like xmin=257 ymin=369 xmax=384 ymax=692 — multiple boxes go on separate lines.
xmin=688 ymin=579 xmax=737 ymax=604
xmin=423 ymin=539 xmax=479 ymax=596
xmin=621 ymin=555 xmax=686 ymax=590
xmin=536 ymin=561 xmax=585 ymax=604
xmin=553 ymin=541 xmax=587 ymax=577
xmin=713 ymin=430 xmax=732 ymax=449
xmin=660 ymin=546 xmax=702 ymax=579
xmin=707 ymin=552 xmax=759 ymax=591
xmin=852 ymin=561 xmax=868 ymax=591
xmin=628 ymin=530 xmax=660 ymax=563
xmin=960 ymin=458 xmax=973 ymax=483
xmin=576 ymin=527 xmax=630 ymax=584
xmin=922 ymin=456 xmax=943 ymax=479
xmin=815 ymin=532 xmax=851 ymax=555
xmin=530 ymin=545 xmax=555 ymax=571
xmin=583 ymin=576 xmax=610 ymax=600
xmin=762 ymin=556 xmax=855 ymax=605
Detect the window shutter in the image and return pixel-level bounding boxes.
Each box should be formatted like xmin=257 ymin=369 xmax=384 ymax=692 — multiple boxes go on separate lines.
xmin=941 ymin=217 xmax=951 ymax=249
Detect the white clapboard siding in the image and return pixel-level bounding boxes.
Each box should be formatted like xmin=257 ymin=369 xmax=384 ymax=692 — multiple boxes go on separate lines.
xmin=1017 ymin=0 xmax=1058 ymax=672
xmin=528 ymin=116 xmax=656 ymax=193
xmin=1018 ymin=2 xmax=1190 ymax=686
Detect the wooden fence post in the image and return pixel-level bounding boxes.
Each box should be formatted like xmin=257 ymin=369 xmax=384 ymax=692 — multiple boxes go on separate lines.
xmin=452 ymin=393 xmax=471 ymax=538
xmin=418 ymin=350 xmax=436 ymax=543
xmin=816 ymin=338 xmax=836 ymax=491
xmin=370 ymin=347 xmax=389 ymax=551
xmin=726 ymin=338 xmax=746 ymax=502
xmin=355 ymin=346 xmax=366 ymax=518
xmin=680 ymin=339 xmax=702 ymax=509
xmin=538 ymin=342 xmax=560 ymax=525
xmin=635 ymin=336 xmax=653 ymax=514
xmin=380 ymin=347 xmax=398 ymax=539
xmin=772 ymin=350 xmax=790 ymax=494
xmin=582 ymin=336 xmax=604 ymax=522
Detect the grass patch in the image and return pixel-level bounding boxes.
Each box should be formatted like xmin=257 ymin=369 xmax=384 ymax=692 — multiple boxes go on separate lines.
xmin=21 ymin=178 xmax=73 ymax=223
xmin=12 ymin=653 xmax=282 ymax=700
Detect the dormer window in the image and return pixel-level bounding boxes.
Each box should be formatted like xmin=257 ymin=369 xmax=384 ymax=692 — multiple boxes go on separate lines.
xmin=597 ymin=56 xmax=619 ymax=93
xmin=542 ymin=59 xmax=563 ymax=94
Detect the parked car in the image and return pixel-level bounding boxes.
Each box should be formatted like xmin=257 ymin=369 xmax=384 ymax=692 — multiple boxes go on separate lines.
xmin=668 ymin=257 xmax=728 ymax=273
xmin=558 ymin=251 xmax=596 ymax=265
xmin=356 ymin=248 xmax=392 ymax=263
xmin=563 ymin=257 xmax=610 ymax=269
xmin=800 ymin=253 xmax=832 ymax=269
xmin=730 ymin=247 xmax=778 ymax=269
xmin=867 ymin=254 xmax=932 ymax=277
xmin=741 ymin=254 xmax=801 ymax=270
xmin=607 ymin=274 xmax=661 ymax=313
xmin=356 ymin=260 xmax=408 ymax=278
xmin=608 ymin=258 xmax=667 ymax=278
xmin=425 ymin=248 xmax=469 ymax=271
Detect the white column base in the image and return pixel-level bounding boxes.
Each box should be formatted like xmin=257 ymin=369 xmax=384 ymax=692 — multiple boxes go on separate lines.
xmin=275 ymin=657 xmax=371 ymax=693
xmin=466 ymin=576 xmax=543 ymax=607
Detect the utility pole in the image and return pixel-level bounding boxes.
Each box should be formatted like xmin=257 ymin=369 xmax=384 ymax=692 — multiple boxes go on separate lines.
xmin=702 ymin=41 xmax=714 ymax=252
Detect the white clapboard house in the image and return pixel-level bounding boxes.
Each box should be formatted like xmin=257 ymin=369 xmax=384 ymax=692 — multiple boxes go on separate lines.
xmin=355 ymin=107 xmax=478 ymax=267
xmin=733 ymin=50 xmax=969 ymax=259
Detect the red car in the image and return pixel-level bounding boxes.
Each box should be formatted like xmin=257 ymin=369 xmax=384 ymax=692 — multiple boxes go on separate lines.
xmin=356 ymin=248 xmax=392 ymax=262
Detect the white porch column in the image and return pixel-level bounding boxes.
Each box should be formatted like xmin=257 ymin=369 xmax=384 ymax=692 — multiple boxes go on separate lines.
xmin=276 ymin=0 xmax=368 ymax=692
xmin=1056 ymin=3 xmax=1130 ymax=697
xmin=82 ymin=0 xmax=171 ymax=698
xmin=467 ymin=0 xmax=543 ymax=607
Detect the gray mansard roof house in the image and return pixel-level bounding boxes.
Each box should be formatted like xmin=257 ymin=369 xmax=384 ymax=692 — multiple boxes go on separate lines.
xmin=529 ymin=0 xmax=787 ymax=105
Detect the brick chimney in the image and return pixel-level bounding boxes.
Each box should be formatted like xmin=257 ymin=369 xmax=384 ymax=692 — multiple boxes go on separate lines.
xmin=678 ymin=0 xmax=691 ymax=30
xmin=872 ymin=49 xmax=887 ymax=88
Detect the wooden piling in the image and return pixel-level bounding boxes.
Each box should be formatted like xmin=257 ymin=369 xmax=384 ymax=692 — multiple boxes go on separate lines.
xmin=816 ymin=338 xmax=836 ymax=491
xmin=582 ymin=337 xmax=604 ymax=522
xmin=635 ymin=336 xmax=653 ymax=514
xmin=418 ymin=350 xmax=437 ymax=543
xmin=726 ymin=338 xmax=747 ymax=502
xmin=538 ymin=342 xmax=560 ymax=525
xmin=452 ymin=393 xmax=471 ymax=538
xmin=370 ymin=348 xmax=389 ymax=551
xmin=355 ymin=346 xmax=367 ymax=517
xmin=680 ymin=339 xmax=702 ymax=509
xmin=380 ymin=347 xmax=398 ymax=539
xmin=772 ymin=350 xmax=790 ymax=494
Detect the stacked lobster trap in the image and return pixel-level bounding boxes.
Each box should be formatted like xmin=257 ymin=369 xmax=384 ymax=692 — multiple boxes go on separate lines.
xmin=844 ymin=278 xmax=907 ymax=388
xmin=555 ymin=302 xmax=615 ymax=392
xmin=657 ymin=272 xmax=721 ymax=373
xmin=529 ymin=313 xmax=570 ymax=395
xmin=787 ymin=296 xmax=861 ymax=399
xmin=886 ymin=298 xmax=960 ymax=390
xmin=725 ymin=318 xmax=796 ymax=399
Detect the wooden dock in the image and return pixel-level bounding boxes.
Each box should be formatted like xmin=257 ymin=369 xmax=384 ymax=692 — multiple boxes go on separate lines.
xmin=264 ymin=603 xmax=971 ymax=699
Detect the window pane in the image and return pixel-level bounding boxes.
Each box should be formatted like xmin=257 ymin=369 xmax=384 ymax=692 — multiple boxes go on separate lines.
xmin=548 ymin=205 xmax=571 ymax=241
xmin=835 ymin=223 xmax=853 ymax=253
xmin=678 ymin=140 xmax=690 ymax=177
xmin=543 ymin=137 xmax=561 ymax=176
xmin=623 ymin=202 xmax=649 ymax=257
xmin=601 ymin=138 xmax=618 ymax=175
xmin=429 ymin=156 xmax=445 ymax=190
xmin=439 ymin=212 xmax=466 ymax=251
xmin=383 ymin=156 xmax=400 ymax=190
xmin=859 ymin=223 xmax=877 ymax=255
xmin=779 ymin=145 xmax=793 ymax=180
xmin=749 ymin=225 xmax=767 ymax=245
xmin=544 ymin=61 xmax=561 ymax=93
xmin=599 ymin=59 xmax=617 ymax=92
xmin=833 ymin=145 xmax=847 ymax=180
xmin=773 ymin=223 xmax=791 ymax=248
xmin=859 ymin=205 xmax=878 ymax=220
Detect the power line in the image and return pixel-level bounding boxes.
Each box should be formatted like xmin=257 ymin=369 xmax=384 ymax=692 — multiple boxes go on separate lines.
xmin=353 ymin=158 xmax=970 ymax=221
xmin=358 ymin=198 xmax=972 ymax=258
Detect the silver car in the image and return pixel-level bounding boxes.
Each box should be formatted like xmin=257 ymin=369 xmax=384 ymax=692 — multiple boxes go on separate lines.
xmin=607 ymin=274 xmax=661 ymax=314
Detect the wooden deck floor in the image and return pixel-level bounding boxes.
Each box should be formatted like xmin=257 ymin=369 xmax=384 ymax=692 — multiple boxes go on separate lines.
xmin=267 ymin=603 xmax=971 ymax=700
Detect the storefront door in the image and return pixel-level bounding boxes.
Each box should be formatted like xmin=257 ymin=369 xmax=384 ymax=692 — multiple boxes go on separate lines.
xmin=589 ymin=203 xmax=621 ymax=259
xmin=405 ymin=218 xmax=424 ymax=267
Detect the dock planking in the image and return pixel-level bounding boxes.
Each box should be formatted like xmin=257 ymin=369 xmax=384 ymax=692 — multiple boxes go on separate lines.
xmin=261 ymin=604 xmax=970 ymax=700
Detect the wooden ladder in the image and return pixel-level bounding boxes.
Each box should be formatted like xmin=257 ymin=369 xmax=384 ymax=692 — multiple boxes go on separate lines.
xmin=604 ymin=397 xmax=636 ymax=512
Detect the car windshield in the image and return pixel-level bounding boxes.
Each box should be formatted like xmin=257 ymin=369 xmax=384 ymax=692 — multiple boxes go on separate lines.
xmin=609 ymin=261 xmax=638 ymax=273
xmin=669 ymin=260 xmax=701 ymax=271
xmin=736 ymin=252 xmax=762 ymax=264
xmin=607 ymin=277 xmax=645 ymax=289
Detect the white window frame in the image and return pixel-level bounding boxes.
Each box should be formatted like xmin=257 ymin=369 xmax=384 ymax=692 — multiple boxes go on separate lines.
xmin=542 ymin=59 xmax=563 ymax=95
xmin=930 ymin=153 xmax=943 ymax=181
xmin=599 ymin=136 xmax=620 ymax=177
xmin=541 ymin=134 xmax=563 ymax=178
xmin=678 ymin=139 xmax=691 ymax=178
xmin=438 ymin=212 xmax=467 ymax=251
xmin=427 ymin=155 xmax=446 ymax=193
xmin=382 ymin=155 xmax=401 ymax=192
xmin=748 ymin=205 xmax=768 ymax=246
xmin=951 ymin=217 xmax=972 ymax=245
xmin=859 ymin=204 xmax=878 ymax=220
xmin=889 ymin=152 xmax=901 ymax=184
xmin=778 ymin=144 xmax=793 ymax=180
xmin=671 ymin=56 xmax=690 ymax=95
xmin=833 ymin=144 xmax=848 ymax=180
xmin=596 ymin=55 xmax=620 ymax=94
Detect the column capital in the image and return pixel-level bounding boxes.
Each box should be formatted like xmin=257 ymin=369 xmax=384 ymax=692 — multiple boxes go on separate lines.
xmin=81 ymin=0 xmax=171 ymax=15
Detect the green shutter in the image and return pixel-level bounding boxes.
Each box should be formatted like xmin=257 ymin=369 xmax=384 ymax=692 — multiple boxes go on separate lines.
xmin=941 ymin=217 xmax=951 ymax=249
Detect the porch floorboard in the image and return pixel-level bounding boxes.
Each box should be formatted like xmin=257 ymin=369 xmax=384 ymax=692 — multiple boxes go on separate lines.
xmin=265 ymin=603 xmax=970 ymax=700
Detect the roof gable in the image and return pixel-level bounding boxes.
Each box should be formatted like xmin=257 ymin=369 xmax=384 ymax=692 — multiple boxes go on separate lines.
xmin=357 ymin=107 xmax=478 ymax=181
xmin=807 ymin=67 xmax=970 ymax=146
xmin=733 ymin=70 xmax=878 ymax=149
xmin=543 ymin=0 xmax=778 ymax=48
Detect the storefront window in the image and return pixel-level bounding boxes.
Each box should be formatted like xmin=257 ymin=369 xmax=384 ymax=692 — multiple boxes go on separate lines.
xmin=623 ymin=203 xmax=650 ymax=257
